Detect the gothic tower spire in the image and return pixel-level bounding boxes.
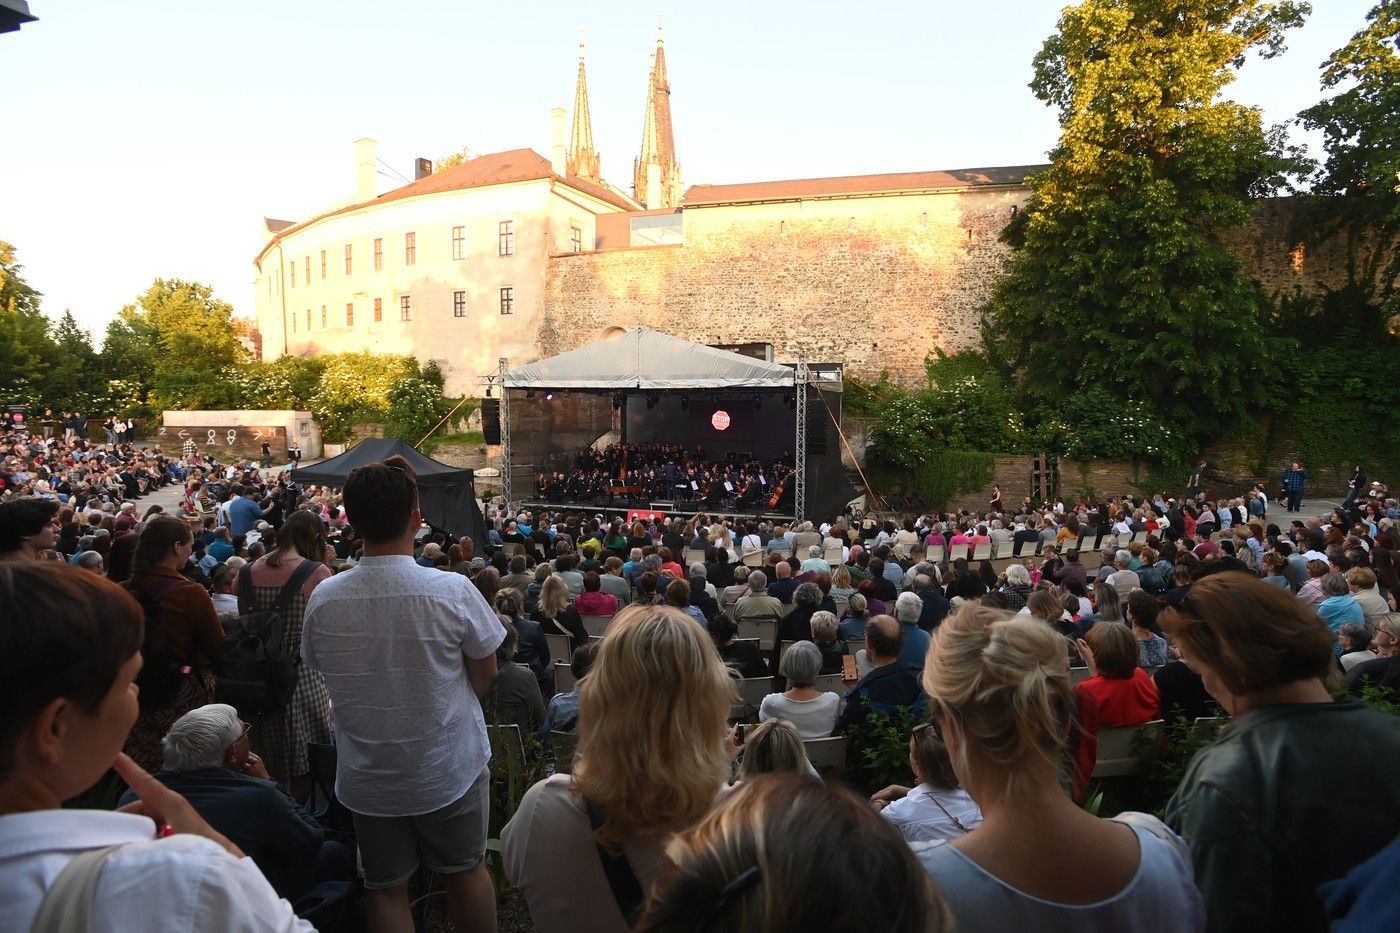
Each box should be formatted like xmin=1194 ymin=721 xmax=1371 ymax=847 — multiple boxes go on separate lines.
xmin=633 ymin=24 xmax=681 ymax=209
xmin=567 ymin=37 xmax=601 ymax=182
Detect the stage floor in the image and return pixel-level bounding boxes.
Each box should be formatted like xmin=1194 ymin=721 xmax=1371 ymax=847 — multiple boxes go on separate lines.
xmin=520 ymin=500 xmax=796 ymax=523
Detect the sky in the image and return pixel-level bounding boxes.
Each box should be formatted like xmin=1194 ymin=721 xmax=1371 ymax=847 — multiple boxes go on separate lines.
xmin=0 ymin=0 xmax=1377 ymax=344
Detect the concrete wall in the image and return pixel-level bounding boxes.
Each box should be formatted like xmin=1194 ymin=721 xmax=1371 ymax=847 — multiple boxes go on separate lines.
xmin=162 ymin=410 xmax=321 ymax=460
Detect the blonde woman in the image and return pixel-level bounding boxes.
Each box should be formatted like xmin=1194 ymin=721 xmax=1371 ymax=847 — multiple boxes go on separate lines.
xmin=913 ymin=604 xmax=1204 ymax=930
xmin=503 ymin=604 xmax=741 ymax=932
xmin=635 ymin=774 xmax=948 ymax=933
xmin=737 ymin=719 xmax=816 ymax=781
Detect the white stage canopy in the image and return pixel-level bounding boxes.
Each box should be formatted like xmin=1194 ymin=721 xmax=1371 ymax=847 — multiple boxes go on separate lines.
xmin=502 ymin=328 xmax=796 ymax=390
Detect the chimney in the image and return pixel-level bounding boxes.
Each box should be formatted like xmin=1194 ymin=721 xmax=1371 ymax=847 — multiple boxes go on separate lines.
xmin=414 ymin=157 xmax=433 ymax=180
xmin=354 ymin=138 xmax=378 ymax=201
xmin=550 ymin=107 xmax=567 ymax=176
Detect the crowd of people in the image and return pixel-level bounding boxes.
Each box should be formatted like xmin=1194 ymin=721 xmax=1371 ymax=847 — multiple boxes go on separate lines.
xmin=531 ymin=442 xmax=794 ymax=510
xmin=3 ymin=441 xmax=1400 ymax=932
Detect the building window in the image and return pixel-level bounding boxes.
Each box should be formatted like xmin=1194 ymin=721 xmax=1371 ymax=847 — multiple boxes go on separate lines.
xmin=452 ymin=225 xmax=465 ymax=261
xmin=373 ymin=297 xmax=382 ymax=322
xmin=373 ymin=237 xmax=383 ymax=271
xmin=400 ymin=295 xmax=411 ymax=321
xmin=304 ymin=256 xmax=310 ymax=282
xmin=453 ymin=290 xmax=466 ymax=317
xmin=290 ymin=261 xmax=296 ymax=288
xmin=320 ymin=250 xmax=327 ymax=279
xmin=499 ymin=286 xmax=514 ymax=315
xmin=498 ymin=220 xmax=514 ymax=256
xmin=345 ymin=302 xmax=354 ymax=326
xmin=570 ymin=225 xmax=582 ymax=253
xmin=306 ymin=308 xmax=311 ymax=330
xmin=292 ymin=313 xmax=296 ymax=333
xmin=405 ymin=232 xmax=416 ymax=266
xmin=320 ymin=305 xmax=327 ymax=327
xmin=344 ymin=244 xmax=353 ymax=274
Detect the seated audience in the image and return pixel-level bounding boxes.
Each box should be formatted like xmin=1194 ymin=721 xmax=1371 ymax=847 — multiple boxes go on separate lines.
xmin=1163 ymin=572 xmax=1400 ymax=931
xmin=117 ymin=704 xmax=351 ymax=903
xmin=533 ymin=574 xmax=590 ymax=649
xmin=840 ymin=615 xmax=925 ymax=731
xmin=1346 ymin=613 xmax=1399 ymax=699
xmin=574 ymin=570 xmax=619 ymax=618
xmin=760 ymin=642 xmax=839 ymax=739
xmin=737 ymin=720 xmax=818 ymax=782
xmin=838 ymin=591 xmax=871 ymax=641
xmin=872 ymin=720 xmax=984 ymax=844
xmin=1127 ymin=589 xmax=1169 ymax=668
xmin=541 ymin=642 xmax=599 ymax=744
xmin=1337 ymin=622 xmax=1376 ymax=673
xmin=915 ymin=603 xmax=1204 ymax=930
xmin=483 ymin=618 xmax=546 ymax=735
xmin=809 ymin=610 xmax=847 ymax=675
xmin=707 ymin=615 xmax=768 ymax=679
xmin=636 ymin=774 xmax=948 ymax=932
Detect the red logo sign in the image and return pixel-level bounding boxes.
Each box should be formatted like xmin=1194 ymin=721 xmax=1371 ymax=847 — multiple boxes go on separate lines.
xmin=711 ymin=410 xmax=731 ymax=431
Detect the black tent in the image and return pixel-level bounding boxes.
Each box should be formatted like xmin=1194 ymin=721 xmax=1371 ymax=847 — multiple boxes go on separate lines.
xmin=290 ymin=438 xmax=488 ymax=546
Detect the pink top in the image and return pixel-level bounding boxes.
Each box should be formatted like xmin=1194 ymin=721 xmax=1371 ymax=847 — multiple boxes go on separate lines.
xmin=248 ymin=554 xmax=332 ymax=600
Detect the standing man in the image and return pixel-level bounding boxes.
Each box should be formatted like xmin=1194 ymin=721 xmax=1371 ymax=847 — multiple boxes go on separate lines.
xmin=302 ymin=456 xmax=503 ymax=933
xmin=1187 ymin=459 xmax=1207 ymax=501
xmin=261 ymin=440 xmax=273 ymax=470
xmin=288 ymin=442 xmax=303 ymax=466
xmin=1343 ymin=465 xmax=1367 ymax=510
xmin=1282 ymin=461 xmax=1308 ymax=514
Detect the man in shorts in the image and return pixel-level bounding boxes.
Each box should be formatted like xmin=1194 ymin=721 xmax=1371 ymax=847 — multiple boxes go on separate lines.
xmin=303 ymin=455 xmax=504 ymax=931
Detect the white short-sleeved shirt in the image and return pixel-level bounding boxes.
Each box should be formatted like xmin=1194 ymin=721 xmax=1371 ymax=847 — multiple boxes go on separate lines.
xmin=0 ymin=810 xmax=312 ymax=932
xmin=881 ymin=784 xmax=984 ymax=843
xmin=302 ymin=554 xmax=506 ymax=817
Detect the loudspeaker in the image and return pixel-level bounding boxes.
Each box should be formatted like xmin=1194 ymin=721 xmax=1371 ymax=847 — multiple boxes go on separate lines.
xmin=481 ymin=399 xmax=501 ymax=445
xmin=805 ymin=397 xmax=827 ymax=455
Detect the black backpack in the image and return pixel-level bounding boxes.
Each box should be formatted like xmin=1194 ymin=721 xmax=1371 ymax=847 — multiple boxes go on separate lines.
xmin=215 ymin=560 xmax=319 ymax=716
xmin=123 ymin=576 xmax=198 ymax=712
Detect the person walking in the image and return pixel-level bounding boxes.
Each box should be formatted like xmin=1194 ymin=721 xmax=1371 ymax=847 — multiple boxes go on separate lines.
xmin=1282 ymin=461 xmax=1308 ymax=514
xmin=261 ymin=440 xmax=273 ymax=469
xmin=302 ymin=456 xmax=504 ymax=933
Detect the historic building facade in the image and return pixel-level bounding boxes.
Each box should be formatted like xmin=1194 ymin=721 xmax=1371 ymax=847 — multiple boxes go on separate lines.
xmin=254 ymin=31 xmax=1346 ymax=396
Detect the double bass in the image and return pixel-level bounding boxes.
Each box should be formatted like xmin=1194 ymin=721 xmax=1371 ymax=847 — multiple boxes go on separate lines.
xmin=768 ymin=471 xmax=792 ymax=510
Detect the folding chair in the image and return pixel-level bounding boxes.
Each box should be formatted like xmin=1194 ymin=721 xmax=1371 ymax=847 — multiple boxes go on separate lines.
xmin=580 ymin=615 xmax=613 ymax=638
xmin=802 ymin=736 xmax=847 ymax=778
xmin=737 ymin=616 xmax=778 ymax=651
xmin=545 ymin=633 xmax=572 ymax=664
xmin=813 ymin=673 xmax=845 ymax=695
xmin=550 ymin=730 xmax=577 ymax=774
xmin=553 ymin=660 xmax=576 ymax=694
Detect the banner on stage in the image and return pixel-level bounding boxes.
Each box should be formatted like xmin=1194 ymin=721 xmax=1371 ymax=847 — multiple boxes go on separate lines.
xmin=627 ymin=509 xmax=667 ymax=523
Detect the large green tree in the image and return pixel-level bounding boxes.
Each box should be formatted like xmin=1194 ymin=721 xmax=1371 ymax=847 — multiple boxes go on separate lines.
xmin=0 ymin=242 xmax=56 ymax=407
xmin=983 ymin=0 xmax=1309 ymax=443
xmin=43 ymin=310 xmax=98 ymax=408
xmin=1298 ymin=2 xmax=1399 ymax=319
xmin=102 ymin=279 xmax=245 ymax=410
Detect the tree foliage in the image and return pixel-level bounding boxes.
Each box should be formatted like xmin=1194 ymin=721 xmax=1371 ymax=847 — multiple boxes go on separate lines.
xmin=983 ymin=0 xmax=1309 ymax=443
xmin=1298 ymin=2 xmax=1400 ymax=318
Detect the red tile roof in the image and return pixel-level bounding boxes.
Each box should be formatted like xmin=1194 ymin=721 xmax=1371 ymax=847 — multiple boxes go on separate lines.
xmin=257 ymin=149 xmax=637 ymax=260
xmin=682 ymin=164 xmax=1046 ymax=206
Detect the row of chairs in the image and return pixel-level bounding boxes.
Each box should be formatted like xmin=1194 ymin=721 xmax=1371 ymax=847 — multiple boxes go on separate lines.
xmin=542 ymin=725 xmax=846 ymax=780
xmin=1091 ymin=716 xmax=1222 ymax=778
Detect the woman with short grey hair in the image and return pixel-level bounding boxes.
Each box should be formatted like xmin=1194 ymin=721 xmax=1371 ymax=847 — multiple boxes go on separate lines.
xmin=1337 ymin=622 xmax=1376 ymax=673
xmin=75 ymin=549 xmax=104 ymax=574
xmin=759 ymin=641 xmax=839 ymax=739
xmin=775 ymin=582 xmax=826 ymax=670
xmin=809 ymin=609 xmax=847 ymax=675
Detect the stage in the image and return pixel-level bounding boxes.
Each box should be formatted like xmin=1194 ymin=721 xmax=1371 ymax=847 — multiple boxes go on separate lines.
xmin=520 ymin=501 xmax=797 ymax=523
xmin=497 ymin=329 xmax=855 ymax=522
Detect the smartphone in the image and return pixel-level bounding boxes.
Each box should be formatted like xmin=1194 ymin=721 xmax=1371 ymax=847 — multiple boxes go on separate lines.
xmin=736 ymin=723 xmax=747 ymax=745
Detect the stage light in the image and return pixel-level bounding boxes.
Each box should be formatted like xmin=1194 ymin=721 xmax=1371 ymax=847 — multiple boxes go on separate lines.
xmin=681 ymin=393 xmax=690 ymax=411
xmin=545 ymin=392 xmax=554 ymax=401
xmin=753 ymin=394 xmax=762 ymax=411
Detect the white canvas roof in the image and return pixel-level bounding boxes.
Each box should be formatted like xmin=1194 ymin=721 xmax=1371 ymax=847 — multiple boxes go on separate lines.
xmin=503 ymin=329 xmax=795 ymax=390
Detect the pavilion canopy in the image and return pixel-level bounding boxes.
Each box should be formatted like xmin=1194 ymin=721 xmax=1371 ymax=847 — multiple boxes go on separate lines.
xmin=502 ymin=328 xmax=796 ymax=390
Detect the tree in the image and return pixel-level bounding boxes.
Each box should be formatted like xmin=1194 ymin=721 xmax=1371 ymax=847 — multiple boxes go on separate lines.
xmin=434 ymin=148 xmax=473 ymax=173
xmin=0 ymin=242 xmax=55 ymax=407
xmin=1298 ymin=2 xmax=1399 ymax=319
xmin=43 ymin=310 xmax=98 ymax=408
xmin=106 ymin=279 xmax=245 ymax=410
xmin=982 ymin=0 xmax=1309 ymax=444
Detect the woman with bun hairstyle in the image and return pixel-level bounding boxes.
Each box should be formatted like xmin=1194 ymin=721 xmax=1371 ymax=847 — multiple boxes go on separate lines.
xmin=914 ymin=603 xmax=1203 ymax=930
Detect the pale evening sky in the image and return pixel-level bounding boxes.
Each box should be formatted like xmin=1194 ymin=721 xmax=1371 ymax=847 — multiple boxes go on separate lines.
xmin=0 ymin=0 xmax=1376 ymax=344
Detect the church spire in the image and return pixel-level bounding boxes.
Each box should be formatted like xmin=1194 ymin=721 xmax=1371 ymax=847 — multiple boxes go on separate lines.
xmin=567 ymin=36 xmax=601 ymax=182
xmin=633 ymin=24 xmax=681 ymax=209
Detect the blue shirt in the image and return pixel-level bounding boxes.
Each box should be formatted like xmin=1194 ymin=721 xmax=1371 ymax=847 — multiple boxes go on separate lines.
xmin=228 ymin=496 xmax=263 ymax=536
xmin=897 ymin=623 xmax=931 ymax=669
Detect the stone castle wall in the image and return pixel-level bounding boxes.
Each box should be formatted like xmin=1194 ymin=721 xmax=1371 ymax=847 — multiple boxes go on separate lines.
xmin=541 ymin=187 xmax=1028 ymax=385
xmin=542 ymin=192 xmax=1348 ymax=387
